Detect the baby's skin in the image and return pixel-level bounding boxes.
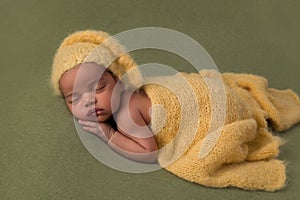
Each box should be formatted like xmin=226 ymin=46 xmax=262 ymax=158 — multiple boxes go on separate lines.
xmin=59 ymin=62 xmax=158 ymax=163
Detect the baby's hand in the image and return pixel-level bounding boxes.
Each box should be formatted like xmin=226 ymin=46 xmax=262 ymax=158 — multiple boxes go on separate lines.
xmin=78 ymin=120 xmax=115 ymax=143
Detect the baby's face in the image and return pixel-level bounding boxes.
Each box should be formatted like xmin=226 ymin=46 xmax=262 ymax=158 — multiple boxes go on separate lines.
xmin=59 ymin=63 xmax=122 ymax=122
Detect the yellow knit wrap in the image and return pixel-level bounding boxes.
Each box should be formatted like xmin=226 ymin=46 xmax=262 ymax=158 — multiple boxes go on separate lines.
xmin=51 ymin=30 xmax=300 ymax=191
xmin=143 ymin=70 xmax=300 ymax=191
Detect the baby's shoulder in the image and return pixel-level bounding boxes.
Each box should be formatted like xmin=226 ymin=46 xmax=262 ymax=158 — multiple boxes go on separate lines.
xmin=116 ymin=91 xmax=151 ymax=128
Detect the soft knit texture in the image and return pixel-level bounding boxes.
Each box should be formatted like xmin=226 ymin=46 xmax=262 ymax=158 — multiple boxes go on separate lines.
xmin=51 ymin=30 xmax=142 ymax=96
xmin=142 ymin=70 xmax=300 ymax=191
xmin=51 ymin=30 xmax=300 ymax=191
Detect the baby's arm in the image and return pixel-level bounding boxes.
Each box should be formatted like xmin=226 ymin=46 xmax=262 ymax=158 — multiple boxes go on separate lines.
xmin=79 ymin=119 xmax=158 ymax=164
xmin=108 ymin=126 xmax=158 ymax=163
xmin=79 ymin=93 xmax=158 ymax=164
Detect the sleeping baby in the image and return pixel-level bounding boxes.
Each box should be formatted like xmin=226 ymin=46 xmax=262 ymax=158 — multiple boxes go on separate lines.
xmin=51 ymin=30 xmax=300 ymax=191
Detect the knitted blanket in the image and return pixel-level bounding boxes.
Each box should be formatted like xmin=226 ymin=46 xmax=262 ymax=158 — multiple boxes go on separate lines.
xmin=142 ymin=70 xmax=300 ymax=191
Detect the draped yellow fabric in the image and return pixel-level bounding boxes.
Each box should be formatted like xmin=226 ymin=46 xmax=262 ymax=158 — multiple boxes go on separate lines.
xmin=143 ymin=70 xmax=300 ymax=191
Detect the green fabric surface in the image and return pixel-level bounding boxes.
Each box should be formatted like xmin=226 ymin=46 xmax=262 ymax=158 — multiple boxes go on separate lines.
xmin=1 ymin=0 xmax=299 ymax=199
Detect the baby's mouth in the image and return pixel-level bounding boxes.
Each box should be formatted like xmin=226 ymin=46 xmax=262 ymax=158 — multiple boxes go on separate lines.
xmin=87 ymin=108 xmax=105 ymax=116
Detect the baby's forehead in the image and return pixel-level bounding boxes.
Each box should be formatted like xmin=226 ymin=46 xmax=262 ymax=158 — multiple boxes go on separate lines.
xmin=75 ymin=62 xmax=109 ymax=79
xmin=75 ymin=63 xmax=111 ymax=84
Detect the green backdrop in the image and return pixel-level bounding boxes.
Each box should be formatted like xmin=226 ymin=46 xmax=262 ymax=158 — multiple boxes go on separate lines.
xmin=1 ymin=0 xmax=299 ymax=199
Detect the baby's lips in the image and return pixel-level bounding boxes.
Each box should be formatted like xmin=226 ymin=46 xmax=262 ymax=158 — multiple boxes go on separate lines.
xmin=87 ymin=109 xmax=96 ymax=116
xmin=95 ymin=108 xmax=105 ymax=115
xmin=87 ymin=108 xmax=104 ymax=116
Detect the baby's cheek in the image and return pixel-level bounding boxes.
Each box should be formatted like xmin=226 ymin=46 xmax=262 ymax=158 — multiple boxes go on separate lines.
xmin=65 ymin=104 xmax=77 ymax=117
xmin=110 ymin=92 xmax=122 ymax=112
xmin=71 ymin=105 xmax=85 ymax=119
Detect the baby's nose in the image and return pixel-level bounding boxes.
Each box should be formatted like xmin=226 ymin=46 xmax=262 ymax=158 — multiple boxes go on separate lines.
xmin=83 ymin=92 xmax=96 ymax=107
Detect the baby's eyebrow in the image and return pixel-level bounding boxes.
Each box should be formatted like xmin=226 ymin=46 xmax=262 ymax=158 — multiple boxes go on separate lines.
xmin=88 ymin=77 xmax=104 ymax=86
xmin=65 ymin=92 xmax=80 ymax=99
xmin=87 ymin=79 xmax=98 ymax=86
xmin=64 ymin=76 xmax=106 ymax=99
xmin=64 ymin=93 xmax=73 ymax=99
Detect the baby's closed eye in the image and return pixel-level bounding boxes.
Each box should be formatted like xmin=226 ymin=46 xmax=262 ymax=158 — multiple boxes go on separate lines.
xmin=93 ymin=82 xmax=106 ymax=92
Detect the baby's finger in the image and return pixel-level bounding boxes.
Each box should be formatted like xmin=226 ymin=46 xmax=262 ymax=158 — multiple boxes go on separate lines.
xmin=78 ymin=120 xmax=98 ymax=127
xmin=82 ymin=126 xmax=98 ymax=134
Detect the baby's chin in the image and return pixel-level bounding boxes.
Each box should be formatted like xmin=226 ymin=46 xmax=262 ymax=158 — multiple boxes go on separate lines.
xmin=83 ymin=115 xmax=112 ymax=123
xmin=96 ymin=114 xmax=112 ymax=123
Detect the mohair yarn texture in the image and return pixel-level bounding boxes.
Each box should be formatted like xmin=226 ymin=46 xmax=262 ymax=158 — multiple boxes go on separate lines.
xmin=51 ymin=30 xmax=300 ymax=191
xmin=143 ymin=70 xmax=300 ymax=191
xmin=51 ymin=30 xmax=142 ymax=96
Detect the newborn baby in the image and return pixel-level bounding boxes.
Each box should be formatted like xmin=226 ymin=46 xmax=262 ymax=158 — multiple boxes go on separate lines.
xmin=59 ymin=62 xmax=158 ymax=163
xmin=51 ymin=30 xmax=300 ymax=191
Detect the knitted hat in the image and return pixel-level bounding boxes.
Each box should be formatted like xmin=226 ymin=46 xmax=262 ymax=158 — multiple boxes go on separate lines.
xmin=51 ymin=30 xmax=142 ymax=96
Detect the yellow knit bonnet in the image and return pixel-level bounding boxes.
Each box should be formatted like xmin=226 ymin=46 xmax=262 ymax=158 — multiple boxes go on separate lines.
xmin=51 ymin=30 xmax=142 ymax=96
